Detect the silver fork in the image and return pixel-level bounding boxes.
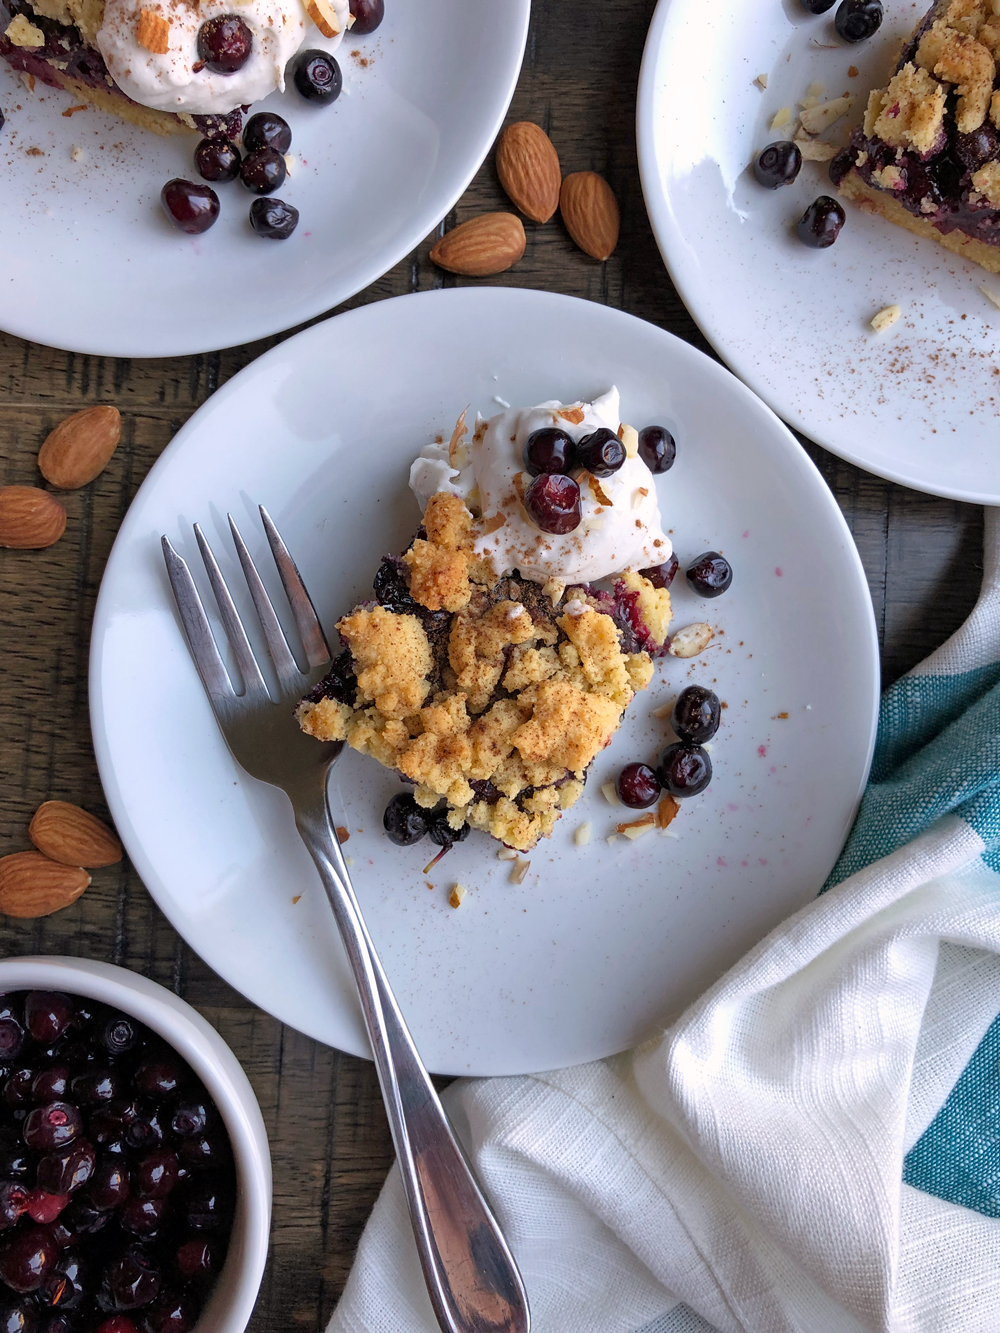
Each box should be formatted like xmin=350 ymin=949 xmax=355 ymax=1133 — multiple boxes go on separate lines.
xmin=161 ymin=507 xmax=529 ymax=1333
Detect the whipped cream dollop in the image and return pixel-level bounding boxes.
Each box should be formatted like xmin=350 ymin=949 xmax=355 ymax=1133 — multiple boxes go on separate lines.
xmin=409 ymin=388 xmax=673 ymax=586
xmin=96 ymin=0 xmax=348 ymax=116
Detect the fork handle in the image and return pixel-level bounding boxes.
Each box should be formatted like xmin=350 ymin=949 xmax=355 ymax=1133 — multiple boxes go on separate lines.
xmin=294 ymin=802 xmax=530 ymax=1333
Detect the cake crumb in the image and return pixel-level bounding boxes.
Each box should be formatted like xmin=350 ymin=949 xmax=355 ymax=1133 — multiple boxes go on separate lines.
xmin=425 ymin=881 xmax=434 ymax=891
xmin=61 ymin=104 xmax=87 ymax=117
xmin=70 ymin=145 xmax=86 ymax=162
xmin=291 ymin=894 xmax=302 ymax=904
xmin=345 ymin=856 xmax=354 ymax=867
xmin=448 ymin=884 xmax=466 ymax=908
xmin=509 ymin=858 xmax=530 ymax=885
xmin=754 ymin=72 xmax=768 ymax=89
xmin=335 ymin=825 xmax=350 ymax=843
xmin=848 ymin=64 xmax=859 ymax=77
xmin=574 ymin=822 xmax=591 ymax=846
xmin=870 ymin=303 xmax=902 ymax=332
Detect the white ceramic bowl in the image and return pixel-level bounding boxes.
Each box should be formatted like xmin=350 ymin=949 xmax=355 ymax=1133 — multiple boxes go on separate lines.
xmin=0 ymin=956 xmax=271 ymax=1333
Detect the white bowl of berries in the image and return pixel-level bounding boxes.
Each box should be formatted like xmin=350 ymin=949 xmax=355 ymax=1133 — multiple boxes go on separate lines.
xmin=0 ymin=956 xmax=271 ymax=1333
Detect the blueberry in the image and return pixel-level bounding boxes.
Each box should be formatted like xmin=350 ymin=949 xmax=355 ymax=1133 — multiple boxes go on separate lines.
xmin=753 ymin=141 xmax=802 ymax=189
xmin=427 ymin=811 xmax=470 ymax=848
xmin=239 ymin=148 xmax=285 ymax=195
xmin=241 ymin=111 xmax=291 ymax=154
xmin=349 ymin=0 xmax=383 ymax=33
xmin=615 ymin=763 xmax=661 ymax=809
xmin=382 ymin=794 xmax=428 ymax=847
xmin=23 ymin=1104 xmax=82 ymax=1153
xmin=195 ymin=15 xmax=252 ymax=73
xmin=955 ymin=125 xmax=999 ymax=171
xmin=576 ymin=428 xmax=625 ymax=477
xmin=523 ymin=473 xmax=582 ymax=534
xmin=160 ymin=180 xmax=219 ymax=236
xmin=248 ymin=198 xmax=299 ymax=240
xmin=686 ymin=551 xmax=733 ymax=597
xmin=671 ymin=686 xmax=721 ymax=745
xmin=522 ymin=428 xmax=575 ymax=476
xmin=293 ymin=50 xmax=342 ymax=103
xmin=799 ymin=0 xmax=836 ymax=10
xmin=24 ymin=995 xmax=73 ymax=1046
xmin=656 ymin=744 xmax=713 ymax=798
xmin=193 ymin=138 xmax=240 ymax=184
xmin=796 ymin=195 xmax=845 ymax=247
xmin=637 ymin=425 xmax=676 ymax=473
xmin=638 ymin=554 xmax=678 ymax=589
xmin=834 ymin=0 xmax=882 ymax=41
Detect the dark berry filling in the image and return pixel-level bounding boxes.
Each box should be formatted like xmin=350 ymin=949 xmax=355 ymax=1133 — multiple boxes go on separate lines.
xmin=639 ymin=554 xmax=678 ymax=589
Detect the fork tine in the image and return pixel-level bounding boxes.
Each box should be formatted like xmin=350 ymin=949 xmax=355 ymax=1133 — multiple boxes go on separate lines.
xmin=228 ymin=515 xmax=303 ymax=694
xmin=193 ymin=525 xmax=269 ymax=702
xmin=161 ymin=536 xmax=235 ymax=704
xmin=258 ymin=506 xmax=331 ymax=669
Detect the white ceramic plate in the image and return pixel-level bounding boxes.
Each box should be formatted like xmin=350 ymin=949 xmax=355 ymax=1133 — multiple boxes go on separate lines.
xmin=638 ymin=0 xmax=1000 ymax=503
xmin=0 ymin=0 xmax=527 ymax=357
xmin=90 ymin=287 xmax=878 ymax=1076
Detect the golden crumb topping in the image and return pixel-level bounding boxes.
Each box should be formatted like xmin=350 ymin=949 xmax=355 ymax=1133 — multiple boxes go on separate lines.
xmin=449 ymin=599 xmax=537 ymax=713
xmin=556 ymin=607 xmax=636 ymax=708
xmin=866 ymin=64 xmax=946 ymax=152
xmin=294 ymin=697 xmax=352 ymax=741
xmin=973 ymin=159 xmax=1000 ymax=203
xmin=512 ymin=678 xmax=621 ymax=773
xmin=916 ymin=22 xmax=994 ymax=131
xmin=403 ymin=493 xmax=476 ymax=612
xmin=337 ymin=606 xmax=432 ymax=717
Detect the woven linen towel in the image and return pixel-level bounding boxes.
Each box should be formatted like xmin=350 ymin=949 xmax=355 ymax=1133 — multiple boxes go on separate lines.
xmin=328 ymin=512 xmax=1000 ymax=1333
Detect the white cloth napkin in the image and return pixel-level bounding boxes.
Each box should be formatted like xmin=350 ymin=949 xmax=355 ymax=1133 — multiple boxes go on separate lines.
xmin=327 ymin=514 xmax=1000 ymax=1333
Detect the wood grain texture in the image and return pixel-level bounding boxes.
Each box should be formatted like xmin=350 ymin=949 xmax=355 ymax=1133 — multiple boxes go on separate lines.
xmin=0 ymin=0 xmax=985 ymax=1326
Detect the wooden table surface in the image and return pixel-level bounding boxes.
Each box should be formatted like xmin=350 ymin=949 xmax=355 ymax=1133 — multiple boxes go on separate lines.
xmin=0 ymin=0 xmax=986 ymax=1327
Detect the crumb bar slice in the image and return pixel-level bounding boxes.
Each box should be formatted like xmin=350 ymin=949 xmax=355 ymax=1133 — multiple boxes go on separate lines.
xmin=832 ymin=0 xmax=1000 ymax=273
xmin=296 ymin=493 xmax=671 ymax=852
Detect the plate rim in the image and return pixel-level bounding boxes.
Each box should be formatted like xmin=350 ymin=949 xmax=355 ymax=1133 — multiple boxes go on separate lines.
xmin=635 ymin=0 xmax=1000 ymax=506
xmin=89 ymin=285 xmax=881 ymax=1072
xmin=0 ymin=1 xmax=530 ymax=359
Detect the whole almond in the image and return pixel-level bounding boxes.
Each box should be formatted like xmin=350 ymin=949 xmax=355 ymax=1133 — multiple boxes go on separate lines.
xmin=0 ymin=852 xmax=90 ymax=918
xmin=38 ymin=405 xmax=121 ymax=489
xmin=0 ymin=486 xmax=67 ymax=549
xmin=29 ymin=801 xmax=123 ymax=868
xmin=429 ymin=213 xmax=526 ymax=277
xmin=496 ymin=122 xmax=561 ymax=224
xmin=559 ymin=171 xmax=620 ymax=261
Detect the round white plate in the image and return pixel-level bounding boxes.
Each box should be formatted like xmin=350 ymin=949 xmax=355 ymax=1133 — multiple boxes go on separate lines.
xmin=638 ymin=0 xmax=1000 ymax=503
xmin=90 ymin=287 xmax=878 ymax=1076
xmin=0 ymin=0 xmax=527 ymax=357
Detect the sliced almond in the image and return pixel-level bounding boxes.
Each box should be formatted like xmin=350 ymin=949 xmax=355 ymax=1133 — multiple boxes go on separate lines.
xmin=618 ymin=423 xmax=639 ymax=458
xmin=448 ymin=407 xmax=468 ymax=467
xmin=0 ymin=487 xmax=67 ymax=549
xmin=656 ymin=794 xmax=680 ymax=829
xmin=495 ymin=121 xmax=561 ymax=224
xmin=559 ymin=171 xmax=619 ymax=261
xmin=448 ymin=883 xmax=466 ymax=908
xmin=480 ymin=512 xmax=506 ymax=535
xmin=38 ymin=405 xmax=121 ymax=489
xmin=793 ymin=136 xmax=839 ymax=161
xmin=0 ymin=852 xmax=90 ymax=918
xmin=29 ymin=801 xmax=122 ymax=868
xmin=668 ymin=622 xmax=714 ymax=659
xmin=429 ymin=213 xmax=526 ymax=277
xmin=135 ymin=8 xmax=169 ymax=53
xmin=798 ymin=95 xmax=852 ymax=136
xmin=304 ymin=0 xmax=340 ymax=36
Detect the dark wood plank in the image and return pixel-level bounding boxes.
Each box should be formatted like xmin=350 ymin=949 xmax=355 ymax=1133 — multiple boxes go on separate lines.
xmin=0 ymin=0 xmax=986 ymax=1326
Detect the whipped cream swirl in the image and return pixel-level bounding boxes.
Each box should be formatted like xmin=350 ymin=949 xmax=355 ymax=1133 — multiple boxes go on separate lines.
xmin=409 ymin=388 xmax=673 ymax=586
xmin=97 ymin=0 xmax=348 ymax=116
